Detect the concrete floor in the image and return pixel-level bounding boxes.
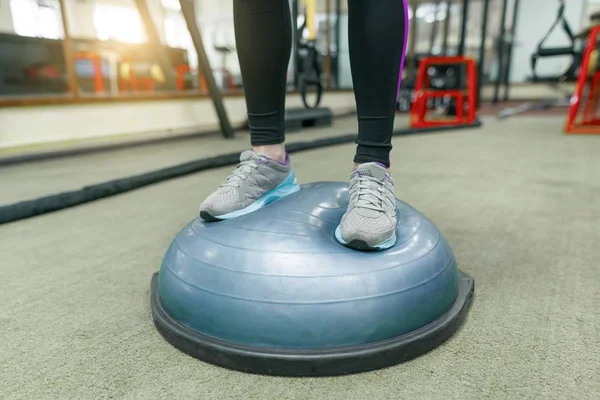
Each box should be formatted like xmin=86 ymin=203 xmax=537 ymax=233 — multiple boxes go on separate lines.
xmin=1 ymin=116 xmax=599 ymax=399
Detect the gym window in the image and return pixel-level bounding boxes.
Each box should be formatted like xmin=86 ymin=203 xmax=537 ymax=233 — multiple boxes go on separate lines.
xmin=10 ymin=0 xmax=62 ymax=40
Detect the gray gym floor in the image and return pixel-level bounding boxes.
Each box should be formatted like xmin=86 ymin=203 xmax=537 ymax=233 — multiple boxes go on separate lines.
xmin=1 ymin=116 xmax=599 ymax=399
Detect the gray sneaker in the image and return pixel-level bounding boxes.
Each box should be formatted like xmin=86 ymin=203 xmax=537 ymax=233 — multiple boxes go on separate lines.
xmin=335 ymin=162 xmax=398 ymax=250
xmin=199 ymin=150 xmax=300 ymax=221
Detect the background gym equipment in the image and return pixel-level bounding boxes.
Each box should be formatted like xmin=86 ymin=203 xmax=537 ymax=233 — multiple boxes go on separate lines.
xmin=150 ymin=182 xmax=474 ymax=376
xmin=286 ymin=0 xmax=333 ymax=133
xmin=74 ymin=52 xmax=108 ymax=94
xmin=0 ymin=32 xmax=193 ymax=97
xmin=178 ymin=0 xmax=235 ymax=139
xmin=397 ymin=0 xmax=420 ymax=113
xmin=565 ymin=26 xmax=600 ymax=134
xmin=0 ymin=33 xmax=68 ymax=96
xmin=498 ymin=1 xmax=598 ymax=119
xmin=212 ymin=27 xmax=238 ymax=91
xmin=119 ymin=60 xmax=165 ymax=92
xmin=295 ymin=0 xmax=324 ymax=108
xmin=489 ymin=0 xmax=520 ymax=103
xmin=476 ymin=0 xmax=491 ymax=108
xmin=133 ymin=0 xmax=178 ymax=91
xmin=397 ymin=0 xmax=486 ymax=118
xmin=529 ymin=0 xmax=580 ymax=84
xmin=410 ymin=56 xmax=477 ymax=128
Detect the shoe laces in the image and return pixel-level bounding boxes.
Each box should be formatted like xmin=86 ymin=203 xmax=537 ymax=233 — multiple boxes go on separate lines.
xmin=221 ymin=159 xmax=260 ymax=188
xmin=353 ymin=176 xmax=387 ymax=212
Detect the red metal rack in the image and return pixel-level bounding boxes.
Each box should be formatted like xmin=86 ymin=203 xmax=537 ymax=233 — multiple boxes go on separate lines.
xmin=410 ymin=56 xmax=477 ymax=128
xmin=565 ymin=26 xmax=600 ymax=134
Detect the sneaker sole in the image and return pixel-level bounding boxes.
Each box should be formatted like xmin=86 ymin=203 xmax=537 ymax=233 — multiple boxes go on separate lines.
xmin=200 ymin=171 xmax=300 ymax=221
xmin=334 ymin=225 xmax=397 ymax=251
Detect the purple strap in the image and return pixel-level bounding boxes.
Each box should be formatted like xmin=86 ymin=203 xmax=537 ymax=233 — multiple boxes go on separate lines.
xmin=396 ymin=0 xmax=410 ymax=102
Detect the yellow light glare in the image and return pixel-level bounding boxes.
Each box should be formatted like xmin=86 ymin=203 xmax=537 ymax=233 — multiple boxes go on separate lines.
xmin=93 ymin=4 xmax=146 ymax=44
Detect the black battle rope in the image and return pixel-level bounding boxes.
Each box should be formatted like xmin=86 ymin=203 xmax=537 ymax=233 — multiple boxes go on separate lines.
xmin=0 ymin=121 xmax=481 ymax=225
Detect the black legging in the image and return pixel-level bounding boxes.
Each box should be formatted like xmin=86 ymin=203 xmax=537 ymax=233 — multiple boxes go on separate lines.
xmin=234 ymin=0 xmax=408 ymax=167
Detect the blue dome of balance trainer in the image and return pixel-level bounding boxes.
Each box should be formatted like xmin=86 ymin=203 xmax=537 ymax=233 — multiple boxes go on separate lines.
xmin=151 ymin=182 xmax=474 ymax=376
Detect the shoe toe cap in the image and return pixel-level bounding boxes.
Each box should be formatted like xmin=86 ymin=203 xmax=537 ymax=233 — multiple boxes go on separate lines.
xmin=199 ymin=188 xmax=244 ymax=216
xmin=340 ymin=211 xmax=395 ymax=245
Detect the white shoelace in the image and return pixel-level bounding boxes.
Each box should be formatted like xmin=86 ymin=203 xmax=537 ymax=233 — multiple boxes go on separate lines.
xmin=353 ymin=176 xmax=386 ymax=212
xmin=221 ymin=160 xmax=259 ymax=188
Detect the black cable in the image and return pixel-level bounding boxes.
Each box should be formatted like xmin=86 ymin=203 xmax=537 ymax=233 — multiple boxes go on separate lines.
xmin=502 ymin=0 xmax=521 ymax=101
xmin=296 ymin=8 xmax=323 ymax=109
xmin=493 ymin=0 xmax=509 ymax=104
xmin=477 ymin=0 xmax=491 ymax=108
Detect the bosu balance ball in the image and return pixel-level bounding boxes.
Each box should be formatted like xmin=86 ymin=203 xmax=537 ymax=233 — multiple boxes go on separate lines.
xmin=150 ymin=182 xmax=474 ymax=376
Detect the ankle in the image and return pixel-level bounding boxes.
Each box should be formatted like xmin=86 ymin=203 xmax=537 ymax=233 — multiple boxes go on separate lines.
xmin=354 ymin=163 xmax=391 ymax=175
xmin=253 ymin=144 xmax=287 ymax=163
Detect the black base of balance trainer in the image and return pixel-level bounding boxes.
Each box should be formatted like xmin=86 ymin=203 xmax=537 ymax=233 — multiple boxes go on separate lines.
xmin=151 ymin=271 xmax=473 ymax=377
xmin=285 ymin=107 xmax=333 ymax=132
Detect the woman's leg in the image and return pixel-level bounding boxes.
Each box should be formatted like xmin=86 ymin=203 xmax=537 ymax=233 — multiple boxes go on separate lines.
xmin=200 ymin=0 xmax=299 ymax=221
xmin=336 ymin=0 xmax=408 ymax=250
xmin=349 ymin=0 xmax=408 ymax=168
xmin=234 ymin=0 xmax=292 ymax=162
